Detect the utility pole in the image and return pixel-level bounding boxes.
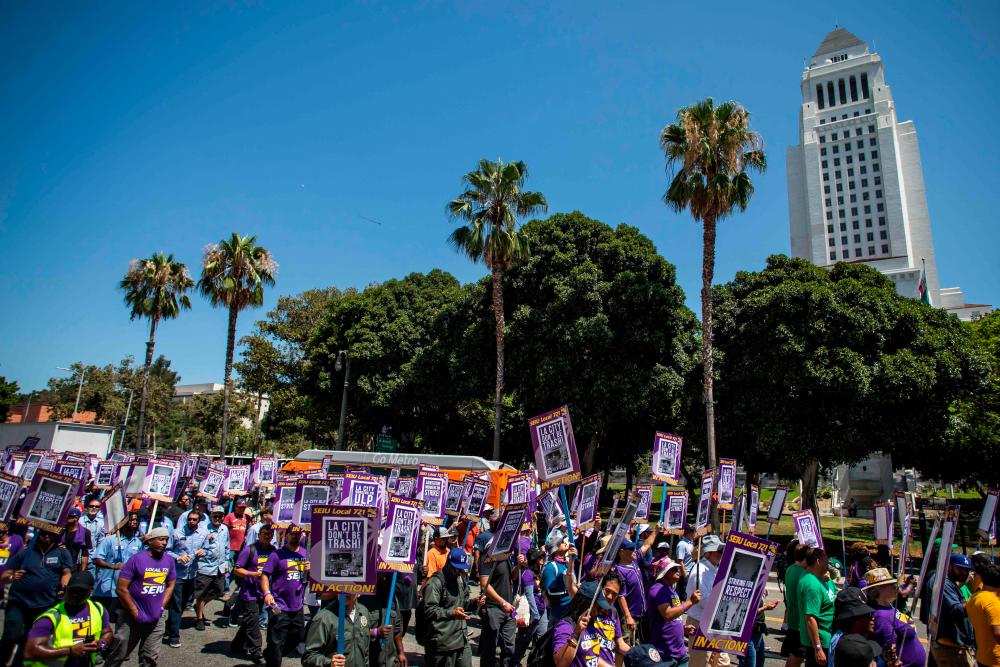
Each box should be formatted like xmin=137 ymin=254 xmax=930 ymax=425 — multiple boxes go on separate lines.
xmin=335 ymin=351 xmax=351 ymax=449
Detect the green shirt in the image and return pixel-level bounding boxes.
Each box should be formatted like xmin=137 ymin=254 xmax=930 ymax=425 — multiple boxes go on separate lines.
xmin=784 ymin=563 xmax=806 ymax=631
xmin=798 ymin=572 xmax=837 ymax=648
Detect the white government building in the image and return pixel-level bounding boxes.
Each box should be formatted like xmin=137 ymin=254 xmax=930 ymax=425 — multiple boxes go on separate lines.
xmin=786 ymin=28 xmax=991 ymax=321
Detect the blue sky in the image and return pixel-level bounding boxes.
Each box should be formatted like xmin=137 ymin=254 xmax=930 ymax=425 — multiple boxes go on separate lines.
xmin=1 ymin=1 xmax=997 ymax=392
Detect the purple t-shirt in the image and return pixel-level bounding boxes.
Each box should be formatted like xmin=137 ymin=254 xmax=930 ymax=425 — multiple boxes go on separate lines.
xmin=522 ymin=568 xmax=546 ymax=615
xmin=27 ymin=602 xmax=112 ymax=667
xmin=236 ymin=542 xmax=277 ymax=602
xmin=0 ymin=534 xmax=25 ymax=572
xmin=262 ymin=545 xmax=308 ymax=612
xmin=615 ymin=559 xmax=646 ymax=618
xmin=648 ymin=582 xmax=687 ymax=658
xmin=120 ymin=549 xmax=176 ymax=624
xmin=552 ymin=614 xmax=622 ymax=667
xmin=871 ymin=604 xmax=926 ymax=667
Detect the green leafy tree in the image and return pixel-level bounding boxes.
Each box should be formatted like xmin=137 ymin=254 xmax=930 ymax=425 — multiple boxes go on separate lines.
xmin=119 ymin=252 xmax=193 ymax=449
xmin=660 ymin=99 xmax=766 ymax=470
xmin=712 ymin=255 xmax=988 ymax=510
xmin=0 ymin=376 xmax=19 ymax=422
xmin=160 ymin=391 xmax=255 ymax=454
xmin=198 ymin=233 xmax=277 ymax=457
xmin=448 ymin=159 xmax=547 ymax=460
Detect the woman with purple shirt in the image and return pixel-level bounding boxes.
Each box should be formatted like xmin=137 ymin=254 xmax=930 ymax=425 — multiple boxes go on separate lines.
xmin=514 ymin=549 xmax=548 ymax=664
xmin=614 ymin=539 xmax=646 ymax=644
xmin=261 ymin=525 xmax=311 ymax=667
xmin=647 ymin=557 xmax=701 ymax=666
xmin=862 ymin=568 xmax=926 ymax=667
xmin=552 ymin=572 xmax=631 ymax=667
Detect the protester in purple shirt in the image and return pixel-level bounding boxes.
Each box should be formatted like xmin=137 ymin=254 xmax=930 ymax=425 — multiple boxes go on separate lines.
xmin=514 ymin=549 xmax=549 ymax=665
xmin=104 ymin=527 xmax=176 ymax=667
xmin=261 ymin=526 xmax=310 ymax=667
xmin=614 ymin=539 xmax=646 ymax=641
xmin=647 ymin=557 xmax=700 ymax=661
xmin=553 ymin=575 xmax=630 ymax=667
xmin=864 ymin=570 xmax=926 ymax=667
xmin=231 ymin=523 xmax=277 ymax=663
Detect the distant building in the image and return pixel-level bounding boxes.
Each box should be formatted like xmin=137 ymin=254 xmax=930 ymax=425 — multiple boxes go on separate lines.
xmin=173 ymin=383 xmax=269 ymax=425
xmin=5 ymin=403 xmax=97 ymax=425
xmin=787 ymin=28 xmax=991 ymax=321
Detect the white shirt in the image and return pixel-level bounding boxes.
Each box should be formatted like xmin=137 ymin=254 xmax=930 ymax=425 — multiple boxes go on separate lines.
xmin=684 ymin=557 xmax=718 ymax=622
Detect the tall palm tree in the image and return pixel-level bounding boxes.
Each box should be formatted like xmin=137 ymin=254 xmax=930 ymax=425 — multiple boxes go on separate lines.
xmin=448 ymin=159 xmax=547 ymax=461
xmin=120 ymin=252 xmax=194 ymax=450
xmin=660 ymin=98 xmax=765 ymax=470
xmin=198 ymin=233 xmax=277 ymax=457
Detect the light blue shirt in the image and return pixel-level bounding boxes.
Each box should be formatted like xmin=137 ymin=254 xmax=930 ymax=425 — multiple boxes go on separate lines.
xmin=245 ymin=521 xmax=279 ymax=548
xmin=178 ymin=509 xmax=208 ymax=530
xmin=80 ymin=514 xmax=106 ymax=554
xmin=191 ymin=523 xmax=229 ymax=576
xmin=92 ymin=532 xmax=144 ymax=597
xmin=168 ymin=524 xmax=202 ymax=580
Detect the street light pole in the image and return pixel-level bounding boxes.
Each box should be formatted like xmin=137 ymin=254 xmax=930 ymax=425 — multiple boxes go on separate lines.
xmin=56 ymin=366 xmax=87 ymax=421
xmin=119 ymin=388 xmax=134 ymax=449
xmin=335 ymin=351 xmax=351 ymax=449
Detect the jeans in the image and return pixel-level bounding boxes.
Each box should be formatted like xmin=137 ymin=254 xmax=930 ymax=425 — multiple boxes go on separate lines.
xmin=738 ymin=633 xmax=765 ymax=667
xmin=0 ymin=601 xmax=49 ymax=666
xmin=104 ymin=608 xmax=166 ymax=667
xmin=167 ymin=578 xmax=195 ymax=641
xmin=513 ymin=612 xmax=548 ymax=665
xmin=264 ymin=608 xmax=305 ymax=667
xmin=232 ymin=598 xmax=264 ymax=658
xmin=479 ymin=605 xmax=516 ymax=667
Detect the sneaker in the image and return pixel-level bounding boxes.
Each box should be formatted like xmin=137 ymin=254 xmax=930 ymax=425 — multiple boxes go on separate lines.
xmin=196 ymin=619 xmax=206 ymax=631
xmin=169 ymin=639 xmax=181 ymax=648
xmin=250 ymin=654 xmax=265 ymax=665
xmin=228 ymin=619 xmax=239 ymax=628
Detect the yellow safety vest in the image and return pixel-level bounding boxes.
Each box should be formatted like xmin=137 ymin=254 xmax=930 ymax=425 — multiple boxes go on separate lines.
xmin=24 ymin=599 xmax=105 ymax=667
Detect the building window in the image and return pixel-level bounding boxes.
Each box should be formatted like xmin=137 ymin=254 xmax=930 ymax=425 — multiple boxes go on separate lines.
xmin=855 ymin=248 xmax=862 ymax=257
xmin=869 ymin=137 xmax=877 ymax=146
xmin=859 ymin=153 xmax=866 ymax=162
xmin=837 ymin=197 xmax=844 ymax=205
xmin=862 ymin=192 xmax=869 ymax=201
xmin=841 ymin=236 xmax=848 ymax=245
xmin=854 ymin=111 xmax=860 ymax=117
xmin=861 ymin=178 xmax=868 ymax=187
xmin=868 ymin=124 xmax=875 ymax=133
xmin=840 ymin=223 xmax=847 ymax=231
xmin=875 ymin=189 xmax=883 ymax=198
xmin=880 ymin=230 xmax=887 ymax=240
xmin=851 ymin=207 xmax=858 ymax=215
xmin=826 ymin=211 xmax=833 ymax=220
xmin=823 ymin=173 xmax=829 ymax=181
xmin=878 ymin=216 xmax=886 ymax=225
xmin=842 ymin=251 xmax=850 ymax=259
xmin=821 ymin=147 xmax=827 ymax=156
xmin=881 ymin=244 xmax=889 ymax=253
xmin=826 ymin=198 xmax=832 ymax=207
xmin=865 ymin=219 xmax=872 ymax=227
xmin=865 ymin=108 xmax=872 ymax=113
xmin=864 ymin=205 xmax=871 ymax=214
xmin=873 ymin=163 xmax=880 ymax=172
xmin=874 ymin=176 xmax=881 ymax=185
xmin=839 ymin=209 xmax=846 ymax=218
xmin=852 ymin=221 xmax=860 ymax=230
xmin=829 ymin=238 xmax=835 ymax=247
xmin=828 ymin=81 xmax=836 ymax=107
xmin=831 ymin=132 xmax=838 ymax=140
xmin=834 ymin=158 xmax=841 ymax=166
xmin=856 ymin=140 xmax=863 ymax=149
xmin=847 ymin=168 xmax=855 ymax=177
xmin=849 ymin=76 xmax=858 ymax=101
xmin=846 ymin=156 xmax=854 ymax=164
xmin=848 ymin=181 xmax=856 ymax=191
xmin=820 ymin=119 xmax=826 ymax=125
xmin=836 ymin=183 xmax=843 ymax=192
xmin=867 ymin=232 xmax=874 ymax=241
xmin=835 ymin=170 xmax=842 ymax=178
xmin=824 ymin=184 xmax=830 ymax=193
xmin=868 ymin=246 xmax=875 ymax=256
xmin=833 ymin=145 xmax=839 ymax=154
xmin=860 ymin=166 xmax=867 ymax=174
xmin=877 ymin=203 xmax=885 ymax=212
xmin=850 ymin=194 xmax=857 ymax=203
xmin=861 ymin=73 xmax=870 ymax=98
xmin=830 ymin=251 xmax=837 ymax=260
xmin=816 ymin=84 xmax=825 ymax=109
xmin=821 ymin=160 xmax=828 ymax=168
xmin=871 ymin=150 xmax=878 ymax=159
xmin=828 ymin=224 xmax=834 ymax=233
xmin=838 ymin=79 xmax=847 ymax=105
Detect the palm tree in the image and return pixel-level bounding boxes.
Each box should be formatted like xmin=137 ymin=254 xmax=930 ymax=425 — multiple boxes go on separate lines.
xmin=198 ymin=233 xmax=277 ymax=457
xmin=120 ymin=252 xmax=194 ymax=450
xmin=448 ymin=159 xmax=547 ymax=461
xmin=660 ymin=98 xmax=765 ymax=470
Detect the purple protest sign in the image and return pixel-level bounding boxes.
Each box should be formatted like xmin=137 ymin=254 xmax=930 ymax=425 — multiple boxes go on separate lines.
xmin=194 ymin=456 xmax=211 ymax=481
xmin=378 ymin=494 xmax=422 ymax=573
xmin=274 ymin=482 xmax=298 ymax=526
xmin=252 ymin=457 xmax=277 ymax=487
xmin=340 ymin=472 xmax=382 ymax=508
xmin=142 ymin=459 xmax=181 ymax=503
xmin=528 ymin=405 xmax=581 ymax=490
xmin=396 ymin=477 xmax=417 ymax=498
xmin=296 ymin=479 xmax=335 ymax=527
xmin=102 ymin=483 xmax=129 ymax=534
xmin=717 ymin=458 xmax=737 ymax=511
xmin=572 ymin=474 xmax=601 ymax=532
xmin=792 ymin=509 xmax=823 ymax=549
xmin=978 ymin=490 xmax=998 ymax=540
xmin=443 ymin=479 xmax=464 ymax=518
xmin=94 ymin=462 xmax=117 ymax=489
xmin=0 ymin=472 xmax=20 ymax=523
xmin=695 ymin=469 xmax=716 ymax=538
xmin=504 ymin=472 xmax=533 ymax=506
xmin=634 ymin=484 xmax=653 ymax=524
xmin=19 ymin=469 xmax=78 ymax=533
xmin=766 ymin=486 xmax=788 ymax=525
xmin=664 ymin=490 xmax=689 ymax=535
xmin=223 ymin=465 xmax=251 ymax=497
xmin=747 ymin=485 xmax=759 ymax=534
xmin=309 ymin=504 xmax=379 ymax=595
xmin=873 ymin=501 xmax=894 ymax=546
xmin=198 ymin=468 xmax=225 ymax=502
xmin=691 ymin=531 xmax=778 ymax=656
xmin=651 ymin=432 xmax=683 ymax=485
xmin=484 ymin=503 xmax=530 ymax=563
xmin=460 ymin=474 xmax=491 ymax=521
xmin=417 ymin=471 xmax=448 ymax=526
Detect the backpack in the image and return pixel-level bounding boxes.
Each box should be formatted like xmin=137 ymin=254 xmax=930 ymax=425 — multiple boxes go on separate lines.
xmin=525 ymin=624 xmax=556 ymax=667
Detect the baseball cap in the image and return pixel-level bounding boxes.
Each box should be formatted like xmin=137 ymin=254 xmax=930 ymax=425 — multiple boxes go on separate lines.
xmin=144 ymin=527 xmax=170 ymax=541
xmin=701 ymin=535 xmax=724 ymax=553
xmin=655 ymin=542 xmax=670 ymax=551
xmin=624 ymin=645 xmax=663 ymax=667
xmin=67 ymin=508 xmax=82 ymax=518
xmin=834 ymin=633 xmax=882 ymax=666
xmin=577 ymin=580 xmax=613 ymax=610
xmin=448 ymin=547 xmax=470 ymax=570
xmin=950 ymin=553 xmax=973 ymax=570
xmin=236 ymin=501 xmax=247 ymax=508
xmin=636 ymin=523 xmax=651 ymax=535
xmin=67 ymin=571 xmax=95 ymax=591
xmin=436 ymin=526 xmax=456 ymax=539
xmin=651 ymin=557 xmax=682 ymax=581
xmin=834 ymin=587 xmax=875 ymax=620
xmin=861 ymin=568 xmax=896 ymax=591
xmin=211 ymin=505 xmax=226 ymax=515
xmin=620 ymin=539 xmax=637 ymax=551
xmin=483 ymin=504 xmax=494 ymax=512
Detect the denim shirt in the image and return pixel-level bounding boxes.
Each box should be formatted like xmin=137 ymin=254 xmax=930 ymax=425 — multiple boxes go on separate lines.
xmin=139 ymin=515 xmax=176 ymax=549
xmin=169 ymin=524 xmax=202 ymax=580
xmin=93 ymin=532 xmax=144 ymax=597
xmin=192 ymin=523 xmax=229 ymax=576
xmin=80 ymin=515 xmax=106 ymax=555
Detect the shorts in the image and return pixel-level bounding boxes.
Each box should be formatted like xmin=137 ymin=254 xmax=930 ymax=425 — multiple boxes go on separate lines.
xmin=779 ymin=630 xmax=806 ymax=658
xmin=194 ymin=573 xmax=226 ymax=600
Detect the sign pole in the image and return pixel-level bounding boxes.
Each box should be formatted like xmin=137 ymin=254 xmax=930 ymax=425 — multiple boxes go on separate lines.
xmin=381 ymin=570 xmax=397 ymax=647
xmin=839 ymin=504 xmax=847 ymax=561
xmin=659 ymin=483 xmax=667 ymax=526
xmin=558 ymin=486 xmax=575 ymax=539
xmin=337 ymin=593 xmax=346 ymax=654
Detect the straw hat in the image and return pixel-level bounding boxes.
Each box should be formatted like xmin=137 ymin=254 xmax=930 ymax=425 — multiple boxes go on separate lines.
xmin=594 ymin=534 xmax=614 ymax=555
xmin=861 ymin=567 xmax=897 ymax=591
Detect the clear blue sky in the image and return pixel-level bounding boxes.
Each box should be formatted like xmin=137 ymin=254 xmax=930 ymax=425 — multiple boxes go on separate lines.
xmin=2 ymin=2 xmax=997 ymax=393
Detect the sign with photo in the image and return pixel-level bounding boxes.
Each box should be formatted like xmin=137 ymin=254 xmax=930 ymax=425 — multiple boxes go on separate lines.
xmin=251 ymin=457 xmax=278 ymax=487
xmin=444 ymin=479 xmax=464 ymax=517
xmin=792 ymin=509 xmax=823 ymax=549
xmin=691 ymin=531 xmax=778 ymax=656
xmin=3 ymin=452 xmax=24 ymax=478
xmin=766 ymin=486 xmax=788 ymax=525
xmin=528 ymin=405 xmax=581 ymax=490
xmin=19 ymin=469 xmax=78 ymax=533
xmin=504 ymin=472 xmax=533 ymax=506
xmin=194 ymin=456 xmax=211 ymax=480
xmin=20 ymin=452 xmax=44 ymax=484
xmin=309 ymin=504 xmax=379 ymax=595
xmin=180 ymin=455 xmax=196 ymax=479
xmin=102 ymin=483 xmax=129 ymax=534
xmin=377 ymin=494 xmax=422 ymax=572
xmin=599 ymin=492 xmax=640 ymax=570
xmin=0 ymin=472 xmax=21 ymax=522
xmin=695 ymin=469 xmax=716 ymax=538
xmin=142 ymin=459 xmax=181 ymax=503
xmin=873 ymin=501 xmax=894 ymax=546
xmin=634 ymin=484 xmax=653 ymax=524
xmin=572 ymin=473 xmax=602 ymax=532
xmin=395 ymin=477 xmax=417 ymax=498
xmin=651 ymin=432 xmax=683 ymax=485
xmin=747 ymin=485 xmax=759 ymax=534
xmin=340 ymin=472 xmax=382 ymax=508
xmin=978 ymin=490 xmax=998 ymax=540
xmin=664 ymin=490 xmax=689 ymax=535
xmin=460 ymin=474 xmax=491 ymax=521
xmin=223 ymin=465 xmax=251 ymax=496
xmin=387 ymin=468 xmax=400 ymax=492
xmin=94 ymin=462 xmax=117 ymax=489
xmin=483 ymin=503 xmax=529 ymax=563
xmin=417 ymin=471 xmax=448 ymax=525
xmin=198 ymin=469 xmax=225 ymax=502
xmin=108 ymin=450 xmax=132 ymax=463
xmin=274 ymin=482 xmax=298 ymax=526
xmin=296 ymin=479 xmax=334 ymax=527
xmin=928 ymin=507 xmax=960 ymax=642
xmin=717 ymin=458 xmax=737 ymax=511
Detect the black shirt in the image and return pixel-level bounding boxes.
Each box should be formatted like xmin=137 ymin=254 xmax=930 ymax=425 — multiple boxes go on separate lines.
xmin=479 ymin=557 xmax=516 ymax=606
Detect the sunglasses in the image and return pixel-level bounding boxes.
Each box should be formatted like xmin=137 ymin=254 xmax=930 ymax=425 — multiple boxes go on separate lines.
xmin=87 ymin=505 xmax=101 ymax=509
